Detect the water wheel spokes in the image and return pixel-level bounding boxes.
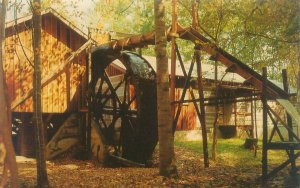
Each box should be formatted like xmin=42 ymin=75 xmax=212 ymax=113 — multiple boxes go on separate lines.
xmin=91 ymin=50 xmax=157 ymax=165
xmin=93 ymin=68 xmax=138 ymax=157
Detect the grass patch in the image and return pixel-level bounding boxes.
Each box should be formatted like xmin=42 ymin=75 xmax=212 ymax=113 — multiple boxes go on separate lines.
xmin=175 ymin=138 xmax=288 ymax=167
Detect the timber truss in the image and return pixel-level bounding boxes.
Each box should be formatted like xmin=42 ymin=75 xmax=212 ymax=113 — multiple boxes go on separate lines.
xmin=93 ymin=24 xmax=299 ymax=179
xmin=261 ymin=68 xmax=300 ymax=181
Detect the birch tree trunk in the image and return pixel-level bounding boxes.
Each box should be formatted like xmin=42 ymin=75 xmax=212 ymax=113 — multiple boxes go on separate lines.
xmin=0 ymin=0 xmax=19 ymax=187
xmin=154 ymin=0 xmax=178 ymax=177
xmin=32 ymin=0 xmax=49 ymax=187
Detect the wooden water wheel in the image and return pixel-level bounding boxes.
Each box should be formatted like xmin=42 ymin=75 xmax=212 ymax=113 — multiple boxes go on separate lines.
xmin=90 ymin=49 xmax=157 ymax=164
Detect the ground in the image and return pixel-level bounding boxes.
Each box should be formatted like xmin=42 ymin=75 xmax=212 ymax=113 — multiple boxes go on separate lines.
xmin=4 ymin=138 xmax=300 ymax=187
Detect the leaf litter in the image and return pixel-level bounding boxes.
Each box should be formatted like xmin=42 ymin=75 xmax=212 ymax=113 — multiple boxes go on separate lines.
xmin=7 ymin=146 xmax=300 ymax=187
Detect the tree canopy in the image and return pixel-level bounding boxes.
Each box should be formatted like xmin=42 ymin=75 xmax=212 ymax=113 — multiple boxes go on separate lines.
xmin=89 ymin=0 xmax=299 ymax=87
xmin=5 ymin=0 xmax=299 ymax=84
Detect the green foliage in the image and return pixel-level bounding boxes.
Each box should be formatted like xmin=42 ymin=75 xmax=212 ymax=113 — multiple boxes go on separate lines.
xmin=175 ymin=138 xmax=287 ymax=166
xmin=196 ymin=0 xmax=299 ymax=86
xmin=20 ymin=0 xmax=296 ymax=87
xmin=91 ymin=0 xmax=155 ymax=34
xmin=90 ymin=0 xmax=299 ymax=87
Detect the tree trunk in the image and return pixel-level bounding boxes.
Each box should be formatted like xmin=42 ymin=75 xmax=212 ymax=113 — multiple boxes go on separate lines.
xmin=32 ymin=0 xmax=49 ymax=187
xmin=154 ymin=0 xmax=178 ymax=178
xmin=298 ymin=72 xmax=300 ymax=144
xmin=0 ymin=0 xmax=19 ymax=187
xmin=170 ymin=0 xmax=177 ymax=119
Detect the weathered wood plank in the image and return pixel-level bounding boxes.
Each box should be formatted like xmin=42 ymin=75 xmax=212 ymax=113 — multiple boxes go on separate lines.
xmin=10 ymin=39 xmax=92 ymax=110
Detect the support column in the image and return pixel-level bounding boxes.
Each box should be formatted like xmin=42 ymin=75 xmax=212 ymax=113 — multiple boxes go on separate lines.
xmin=86 ymin=28 xmax=92 ymax=158
xmin=250 ymin=95 xmax=254 ymax=138
xmin=195 ymin=49 xmax=209 ymax=167
xmin=282 ymin=69 xmax=296 ymax=173
xmin=262 ymin=67 xmax=268 ymax=181
xmin=192 ymin=0 xmax=209 ymax=168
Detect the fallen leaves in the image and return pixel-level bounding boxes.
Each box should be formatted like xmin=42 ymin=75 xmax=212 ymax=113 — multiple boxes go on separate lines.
xmin=4 ymin=146 xmax=299 ymax=187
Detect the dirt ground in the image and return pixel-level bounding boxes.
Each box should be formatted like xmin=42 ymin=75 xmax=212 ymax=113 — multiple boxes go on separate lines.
xmin=5 ymin=146 xmax=300 ymax=187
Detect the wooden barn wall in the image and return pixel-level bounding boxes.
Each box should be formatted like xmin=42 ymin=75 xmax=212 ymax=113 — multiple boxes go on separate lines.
xmin=173 ymin=88 xmax=255 ymax=131
xmin=4 ymin=14 xmax=87 ymax=113
xmin=175 ymin=88 xmax=196 ymax=130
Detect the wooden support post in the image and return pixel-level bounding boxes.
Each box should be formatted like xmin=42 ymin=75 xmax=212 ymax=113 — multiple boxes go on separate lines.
xmin=234 ymin=101 xmax=237 ymax=126
xmin=81 ymin=110 xmax=87 ymax=152
xmin=172 ymin=57 xmax=195 ymax=131
xmin=170 ymin=0 xmax=177 ymax=120
xmin=250 ymin=95 xmax=254 ymax=138
xmin=66 ymin=65 xmax=71 ymax=111
xmin=212 ymin=58 xmax=218 ymax=161
xmin=254 ymin=91 xmax=258 ymax=139
xmin=266 ymin=151 xmax=300 ymax=179
xmin=191 ymin=0 xmax=209 ymax=168
xmin=254 ymin=93 xmax=258 ymax=157
xmin=86 ymin=28 xmax=92 ymax=158
xmin=11 ymin=39 xmax=92 ymax=109
xmin=195 ymin=49 xmax=209 ymax=168
xmin=262 ymin=67 xmax=268 ymax=181
xmin=282 ymin=69 xmax=296 ymax=173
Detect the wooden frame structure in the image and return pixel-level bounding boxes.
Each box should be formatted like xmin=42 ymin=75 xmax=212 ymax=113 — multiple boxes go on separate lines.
xmin=4 ymin=8 xmax=127 ymax=158
xmin=92 ymin=22 xmax=299 ymax=177
xmin=5 ymin=7 xmax=298 ymax=178
xmin=261 ymin=67 xmax=300 ymax=181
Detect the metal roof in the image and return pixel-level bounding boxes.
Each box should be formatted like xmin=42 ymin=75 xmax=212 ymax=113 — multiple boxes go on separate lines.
xmin=142 ymin=55 xmax=245 ymax=83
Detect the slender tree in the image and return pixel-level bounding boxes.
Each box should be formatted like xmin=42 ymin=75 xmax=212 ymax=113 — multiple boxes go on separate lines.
xmin=0 ymin=0 xmax=19 ymax=187
xmin=154 ymin=0 xmax=178 ymax=177
xmin=32 ymin=0 xmax=49 ymax=187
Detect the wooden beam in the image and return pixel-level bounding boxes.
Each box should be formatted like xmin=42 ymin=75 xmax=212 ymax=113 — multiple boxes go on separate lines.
xmin=266 ymin=152 xmax=300 ymax=179
xmin=225 ymin=64 xmax=237 ymax=73
xmin=11 ymin=39 xmax=93 ymax=109
xmin=268 ymin=111 xmax=283 ymax=143
xmin=87 ymin=32 xmax=92 ymax=158
xmin=282 ymin=69 xmax=296 ymax=172
xmin=172 ymin=57 xmax=195 ymax=131
xmin=267 ymin=105 xmax=300 ymax=142
xmin=172 ymin=96 xmax=261 ymax=105
xmin=108 ymin=153 xmax=145 ymax=167
xmin=262 ymin=67 xmax=268 ymax=181
xmin=195 ymin=48 xmax=209 ymax=168
xmin=94 ymin=26 xmax=288 ymax=99
xmin=176 ymin=26 xmax=289 ymax=99
xmin=268 ymin=142 xmax=300 ymax=150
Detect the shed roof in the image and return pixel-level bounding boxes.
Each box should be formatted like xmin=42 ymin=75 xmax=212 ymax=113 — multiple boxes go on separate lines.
xmin=112 ymin=55 xmax=245 ymax=83
xmin=5 ymin=8 xmax=88 ymax=40
xmin=142 ymin=55 xmax=245 ymax=83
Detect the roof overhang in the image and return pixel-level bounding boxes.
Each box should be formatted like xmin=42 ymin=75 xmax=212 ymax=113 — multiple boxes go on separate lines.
xmin=5 ymin=8 xmax=88 ymax=40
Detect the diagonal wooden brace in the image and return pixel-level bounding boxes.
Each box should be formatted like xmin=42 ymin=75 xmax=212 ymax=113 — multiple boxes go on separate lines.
xmin=11 ymin=39 xmax=93 ymax=110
